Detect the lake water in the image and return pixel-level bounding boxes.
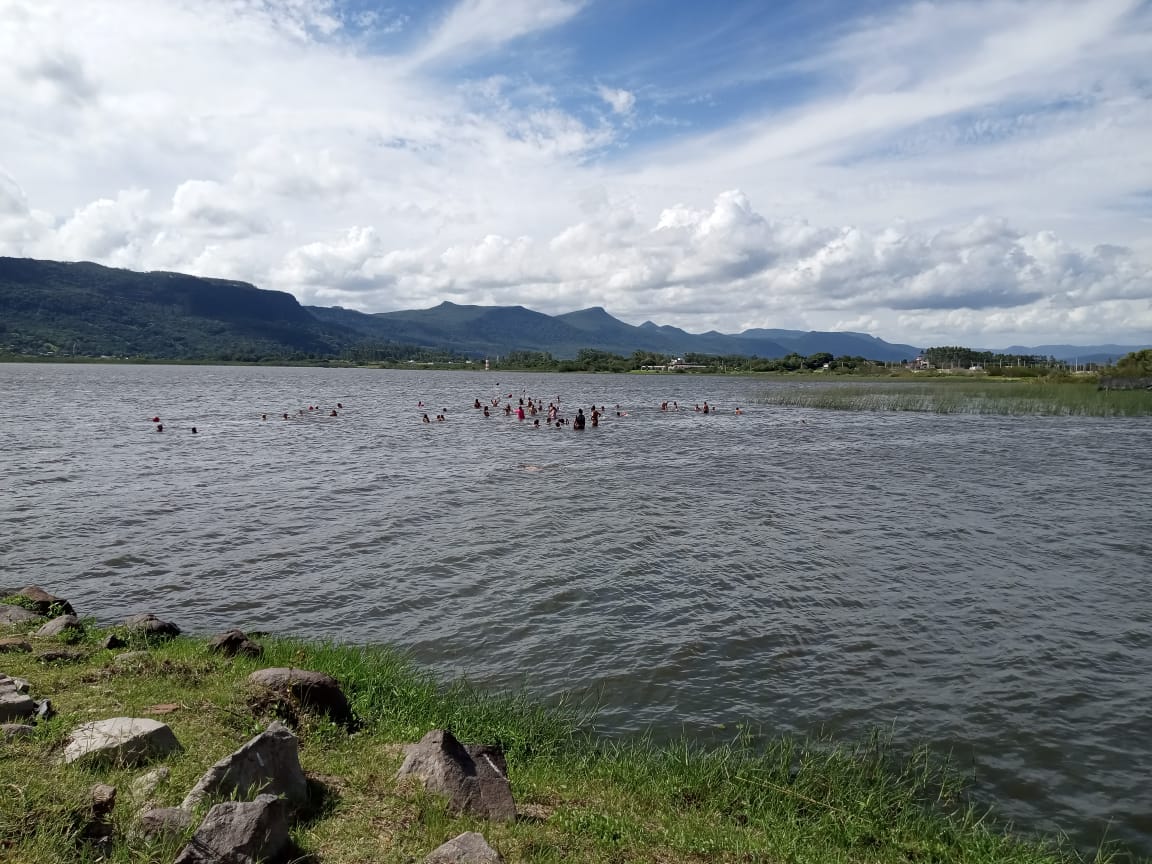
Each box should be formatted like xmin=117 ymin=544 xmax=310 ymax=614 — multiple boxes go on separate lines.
xmin=2 ymin=363 xmax=1150 ymax=857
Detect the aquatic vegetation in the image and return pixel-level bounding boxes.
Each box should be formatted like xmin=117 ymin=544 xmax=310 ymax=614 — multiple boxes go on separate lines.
xmin=756 ymin=380 xmax=1152 ymax=417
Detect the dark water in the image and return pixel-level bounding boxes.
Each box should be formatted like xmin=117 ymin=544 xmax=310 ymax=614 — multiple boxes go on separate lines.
xmin=2 ymin=363 xmax=1150 ymax=857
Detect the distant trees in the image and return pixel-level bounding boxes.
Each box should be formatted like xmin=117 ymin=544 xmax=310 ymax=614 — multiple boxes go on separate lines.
xmin=1113 ymin=348 xmax=1152 ymax=377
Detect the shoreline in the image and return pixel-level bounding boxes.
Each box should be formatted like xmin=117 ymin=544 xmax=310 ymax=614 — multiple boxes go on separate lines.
xmin=1 ymin=590 xmax=1125 ymax=863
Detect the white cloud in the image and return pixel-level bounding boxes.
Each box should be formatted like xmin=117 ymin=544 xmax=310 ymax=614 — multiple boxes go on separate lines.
xmin=0 ymin=0 xmax=1148 ymax=348
xmin=598 ymin=86 xmax=635 ymax=115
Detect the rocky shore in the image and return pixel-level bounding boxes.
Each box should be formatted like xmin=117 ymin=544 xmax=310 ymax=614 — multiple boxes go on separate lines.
xmin=2 ymin=586 xmax=510 ymax=864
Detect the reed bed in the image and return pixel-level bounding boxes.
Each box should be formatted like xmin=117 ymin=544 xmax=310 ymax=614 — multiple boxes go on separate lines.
xmin=756 ymin=380 xmax=1152 ymax=417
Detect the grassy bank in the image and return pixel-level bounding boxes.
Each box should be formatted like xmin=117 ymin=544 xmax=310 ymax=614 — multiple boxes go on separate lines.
xmin=0 ymin=622 xmax=1119 ymax=863
xmin=756 ymin=379 xmax=1152 ymax=417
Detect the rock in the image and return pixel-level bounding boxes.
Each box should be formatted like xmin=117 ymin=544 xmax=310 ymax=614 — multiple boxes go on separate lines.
xmin=102 ymin=632 xmax=128 ymax=649
xmin=425 ymin=832 xmax=505 ymax=863
xmin=0 ymin=676 xmax=36 ymax=722
xmin=14 ymin=586 xmax=75 ymax=617
xmin=82 ymin=783 xmax=117 ymax=847
xmin=247 ymin=667 xmax=354 ymax=727
xmin=35 ymin=698 xmax=55 ymax=721
xmin=208 ymin=629 xmax=263 ymax=658
xmin=182 ymin=720 xmax=308 ymax=812
xmin=0 ymin=637 xmax=31 ymax=653
xmin=111 ymin=651 xmax=152 ymax=669
xmin=1 ymin=723 xmax=35 ymax=740
xmin=35 ymin=614 xmax=83 ymax=638
xmin=123 ymin=613 xmax=181 ymax=639
xmin=173 ymin=794 xmax=289 ymax=864
xmin=134 ymin=806 xmax=193 ymax=841
xmin=62 ymin=718 xmax=182 ymax=767
xmin=0 ymin=604 xmax=43 ymax=626
xmin=37 ymin=649 xmax=86 ymax=663
xmin=397 ymin=730 xmax=516 ymax=822
xmin=130 ymin=765 xmax=171 ymax=801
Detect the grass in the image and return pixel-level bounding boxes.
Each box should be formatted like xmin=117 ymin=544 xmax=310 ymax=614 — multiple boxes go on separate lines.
xmin=0 ymin=616 xmax=1129 ymax=863
xmin=755 ymin=379 xmax=1152 ymax=417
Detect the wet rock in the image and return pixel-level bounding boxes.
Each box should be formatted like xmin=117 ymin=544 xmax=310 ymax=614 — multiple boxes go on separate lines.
xmin=35 ymin=614 xmax=83 ymax=638
xmin=208 ymin=629 xmax=263 ymax=658
xmin=0 ymin=637 xmax=32 ymax=653
xmin=0 ymin=604 xmax=41 ymax=626
xmin=425 ymin=832 xmax=505 ymax=863
xmin=182 ymin=720 xmax=308 ymax=812
xmin=63 ymin=717 xmax=182 ymax=767
xmin=130 ymin=765 xmax=171 ymax=801
xmin=173 ymin=794 xmax=289 ymax=864
xmin=122 ymin=613 xmax=181 ymax=639
xmin=1 ymin=723 xmax=35 ymax=740
xmin=397 ymin=729 xmax=516 ymax=822
xmin=247 ymin=667 xmax=353 ymax=727
xmin=14 ymin=586 xmax=75 ymax=617
xmin=134 ymin=806 xmax=193 ymax=841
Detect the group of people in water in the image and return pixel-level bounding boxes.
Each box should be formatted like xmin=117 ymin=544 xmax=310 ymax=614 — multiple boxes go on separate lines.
xmin=150 ymin=394 xmax=744 ymax=435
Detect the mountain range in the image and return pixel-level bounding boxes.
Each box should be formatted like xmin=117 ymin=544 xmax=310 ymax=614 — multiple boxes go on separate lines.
xmin=0 ymin=256 xmax=1142 ymax=363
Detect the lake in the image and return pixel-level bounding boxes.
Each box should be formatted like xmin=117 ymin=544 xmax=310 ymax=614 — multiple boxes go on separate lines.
xmin=2 ymin=363 xmax=1150 ymax=857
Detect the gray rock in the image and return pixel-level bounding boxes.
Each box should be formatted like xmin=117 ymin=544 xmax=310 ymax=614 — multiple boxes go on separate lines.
xmin=102 ymin=632 xmax=128 ymax=649
xmin=0 ymin=681 xmax=36 ymax=722
xmin=182 ymin=721 xmax=308 ymax=812
xmin=425 ymin=832 xmax=505 ymax=863
xmin=0 ymin=637 xmax=32 ymax=653
xmin=1 ymin=723 xmax=35 ymax=740
xmin=0 ymin=673 xmax=30 ymax=695
xmin=111 ymin=650 xmax=152 ymax=669
xmin=397 ymin=730 xmax=516 ymax=822
xmin=123 ymin=613 xmax=180 ymax=639
xmin=82 ymin=783 xmax=117 ymax=846
xmin=208 ymin=629 xmax=263 ymax=658
xmin=130 ymin=765 xmax=171 ymax=801
xmin=35 ymin=698 xmax=55 ymax=721
xmin=247 ymin=667 xmax=353 ymax=727
xmin=37 ymin=649 xmax=86 ymax=663
xmin=62 ymin=717 xmax=182 ymax=767
xmin=173 ymin=794 xmax=289 ymax=864
xmin=14 ymin=586 xmax=75 ymax=617
xmin=134 ymin=806 xmax=193 ymax=841
xmin=0 ymin=604 xmax=43 ymax=626
xmin=35 ymin=614 xmax=82 ymax=638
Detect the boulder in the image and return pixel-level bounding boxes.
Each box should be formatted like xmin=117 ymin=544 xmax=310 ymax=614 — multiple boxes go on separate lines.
xmin=0 ymin=604 xmax=43 ymax=626
xmin=1 ymin=723 xmax=35 ymax=740
xmin=134 ymin=806 xmax=193 ymax=841
xmin=0 ymin=637 xmax=31 ymax=653
xmin=111 ymin=651 xmax=152 ymax=670
xmin=0 ymin=674 xmax=36 ymax=722
xmin=130 ymin=765 xmax=171 ymax=801
xmin=102 ymin=632 xmax=128 ymax=650
xmin=397 ymin=730 xmax=516 ymax=822
xmin=182 ymin=721 xmax=308 ymax=812
xmin=425 ymin=832 xmax=505 ymax=863
xmin=35 ymin=615 xmax=83 ymax=638
xmin=173 ymin=794 xmax=289 ymax=864
xmin=247 ymin=667 xmax=353 ymax=727
xmin=82 ymin=783 xmax=117 ymax=846
xmin=37 ymin=649 xmax=86 ymax=663
xmin=122 ymin=613 xmax=180 ymax=639
xmin=36 ymin=698 xmax=55 ymax=721
xmin=208 ymin=629 xmax=263 ymax=658
xmin=14 ymin=586 xmax=75 ymax=617
xmin=62 ymin=718 xmax=182 ymax=767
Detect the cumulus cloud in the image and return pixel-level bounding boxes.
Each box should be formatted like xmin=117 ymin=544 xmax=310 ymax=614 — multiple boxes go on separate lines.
xmin=0 ymin=0 xmax=1149 ymax=347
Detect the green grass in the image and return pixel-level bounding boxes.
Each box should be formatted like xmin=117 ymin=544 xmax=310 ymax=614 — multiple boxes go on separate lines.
xmin=0 ymin=619 xmax=1130 ymax=863
xmin=756 ymin=379 xmax=1152 ymax=416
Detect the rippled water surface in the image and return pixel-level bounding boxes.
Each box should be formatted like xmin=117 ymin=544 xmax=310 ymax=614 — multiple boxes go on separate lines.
xmin=2 ymin=363 xmax=1150 ymax=856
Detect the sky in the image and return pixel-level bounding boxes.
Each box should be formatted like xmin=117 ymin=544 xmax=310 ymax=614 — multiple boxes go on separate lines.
xmin=1 ymin=0 xmax=1150 ymax=349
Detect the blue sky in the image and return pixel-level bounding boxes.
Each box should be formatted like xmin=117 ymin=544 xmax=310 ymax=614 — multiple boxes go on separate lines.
xmin=0 ymin=0 xmax=1150 ymax=347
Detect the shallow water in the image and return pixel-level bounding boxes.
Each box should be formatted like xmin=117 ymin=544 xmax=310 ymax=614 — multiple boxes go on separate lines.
xmin=2 ymin=363 xmax=1150 ymax=857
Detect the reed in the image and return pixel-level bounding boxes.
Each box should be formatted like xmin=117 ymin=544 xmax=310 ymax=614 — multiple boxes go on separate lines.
xmin=756 ymin=380 xmax=1152 ymax=416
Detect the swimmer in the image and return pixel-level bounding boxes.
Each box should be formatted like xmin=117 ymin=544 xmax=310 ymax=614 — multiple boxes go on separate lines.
xmin=262 ymin=414 xmax=267 ymax=421
xmin=735 ymin=407 xmax=743 ymax=415
xmin=483 ymin=406 xmax=490 ymax=417
xmin=422 ymin=413 xmax=430 ymax=423
xmin=474 ymin=399 xmax=481 ymax=409
xmin=156 ymin=423 xmax=164 ymax=432
xmin=330 ymin=410 xmax=338 ymax=417
xmin=191 ymin=427 xmax=197 ymax=434
xmin=151 ymin=416 xmax=160 ymax=423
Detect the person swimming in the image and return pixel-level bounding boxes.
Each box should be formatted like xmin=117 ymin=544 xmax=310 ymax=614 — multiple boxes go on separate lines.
xmin=422 ymin=413 xmax=430 ymax=423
